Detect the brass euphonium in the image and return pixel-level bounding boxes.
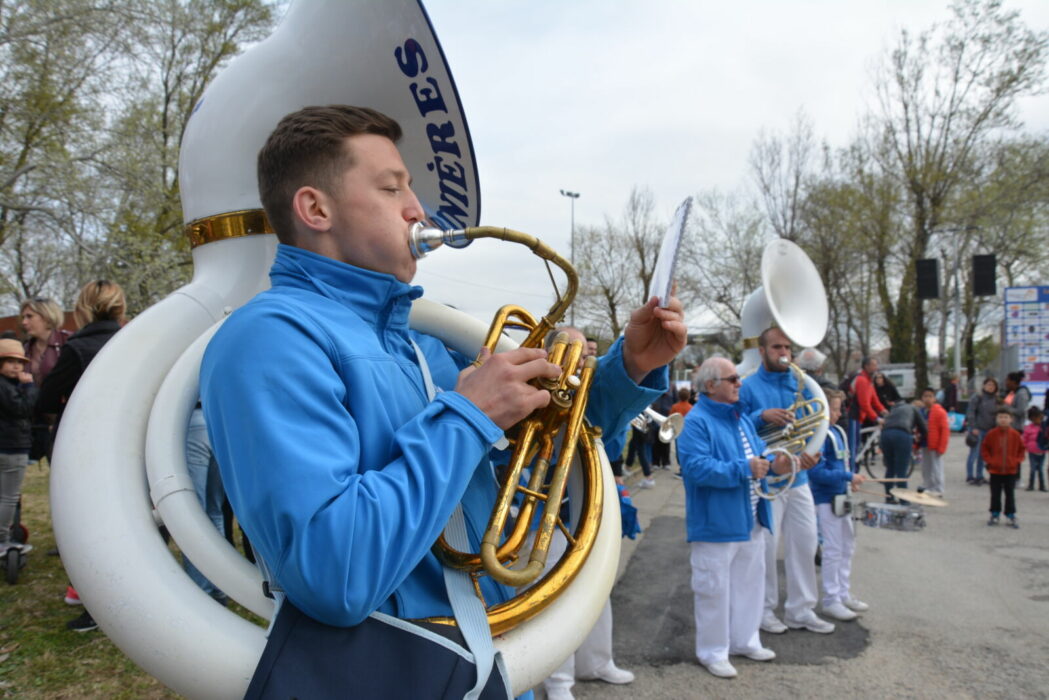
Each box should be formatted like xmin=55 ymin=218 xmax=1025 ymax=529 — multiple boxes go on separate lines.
xmin=408 ymin=223 xmax=607 ymax=635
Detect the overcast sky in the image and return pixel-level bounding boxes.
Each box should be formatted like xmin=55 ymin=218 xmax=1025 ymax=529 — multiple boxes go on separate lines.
xmin=404 ymin=1 xmax=1049 ymax=328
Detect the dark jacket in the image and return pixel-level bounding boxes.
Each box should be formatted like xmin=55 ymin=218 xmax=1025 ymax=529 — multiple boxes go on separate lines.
xmin=37 ymin=320 xmax=122 ymax=426
xmin=966 ymin=389 xmax=1000 ymax=433
xmin=0 ymin=375 xmax=37 ymax=451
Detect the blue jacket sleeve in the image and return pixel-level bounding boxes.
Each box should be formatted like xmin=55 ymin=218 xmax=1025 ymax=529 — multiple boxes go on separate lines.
xmin=677 ymin=412 xmax=751 ymax=488
xmin=737 ymin=381 xmax=766 ymax=429
xmin=807 ymin=437 xmax=853 ymax=490
xmin=201 ymin=309 xmax=503 ymax=627
xmin=584 ymin=337 xmax=668 ymax=438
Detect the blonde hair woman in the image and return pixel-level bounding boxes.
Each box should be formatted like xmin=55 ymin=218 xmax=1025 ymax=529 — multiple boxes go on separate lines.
xmin=20 ymin=297 xmax=70 ymax=386
xmin=37 ymin=280 xmax=127 ymax=632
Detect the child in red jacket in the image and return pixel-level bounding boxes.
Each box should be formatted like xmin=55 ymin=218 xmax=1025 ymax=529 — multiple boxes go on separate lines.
xmin=980 ymin=408 xmax=1026 ymax=528
xmin=918 ymin=387 xmax=949 ymax=496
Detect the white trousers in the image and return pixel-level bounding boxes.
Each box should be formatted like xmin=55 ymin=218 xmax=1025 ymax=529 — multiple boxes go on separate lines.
xmin=763 ymin=482 xmax=819 ymax=620
xmin=815 ymin=503 xmax=855 ymax=608
xmin=690 ymin=528 xmax=765 ymax=666
xmin=920 ymin=448 xmax=945 ymax=495
xmin=539 ymin=530 xmax=617 ymax=694
xmin=543 ymin=599 xmax=615 ymax=692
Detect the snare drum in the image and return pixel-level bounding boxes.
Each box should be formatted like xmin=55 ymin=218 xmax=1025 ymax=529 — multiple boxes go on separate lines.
xmin=858 ymin=502 xmax=925 ymax=532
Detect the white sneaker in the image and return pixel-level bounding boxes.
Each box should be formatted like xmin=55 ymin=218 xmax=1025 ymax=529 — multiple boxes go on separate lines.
xmin=822 ymin=602 xmax=858 ymax=621
xmin=734 ymin=647 xmax=776 ymax=661
xmin=639 ymin=478 xmax=655 ymax=489
xmin=544 ymin=687 xmax=575 ymax=700
xmin=578 ymin=663 xmax=634 ymax=684
xmin=760 ymin=612 xmax=787 ymax=634
xmin=785 ymin=613 xmax=835 ymax=634
xmin=843 ymin=597 xmax=869 ymax=612
xmin=702 ymin=659 xmax=738 ymax=678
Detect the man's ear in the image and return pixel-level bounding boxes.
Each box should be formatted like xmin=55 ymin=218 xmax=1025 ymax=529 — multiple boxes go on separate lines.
xmin=291 ymin=185 xmax=333 ymax=233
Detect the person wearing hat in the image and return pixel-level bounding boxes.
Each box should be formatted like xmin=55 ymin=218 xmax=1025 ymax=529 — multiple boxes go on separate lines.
xmin=0 ymin=339 xmax=37 ymax=554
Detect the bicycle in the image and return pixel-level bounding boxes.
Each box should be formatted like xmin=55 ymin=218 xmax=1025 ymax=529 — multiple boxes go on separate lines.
xmin=857 ymin=424 xmax=916 ymax=480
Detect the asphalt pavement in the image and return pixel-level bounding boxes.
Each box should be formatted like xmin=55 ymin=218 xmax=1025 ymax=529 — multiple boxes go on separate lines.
xmin=541 ymin=433 xmax=1049 ymax=700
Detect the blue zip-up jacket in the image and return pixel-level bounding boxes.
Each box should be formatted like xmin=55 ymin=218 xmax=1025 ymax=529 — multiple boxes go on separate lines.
xmin=200 ymin=244 xmax=665 ymax=627
xmin=676 ymin=394 xmax=773 ymax=542
xmin=739 ymin=363 xmax=814 ymax=488
xmin=807 ymin=425 xmax=854 ymax=505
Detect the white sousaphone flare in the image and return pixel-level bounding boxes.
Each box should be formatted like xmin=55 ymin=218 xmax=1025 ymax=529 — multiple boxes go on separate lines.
xmin=49 ymin=1 xmax=618 ymax=697
xmin=736 ymin=238 xmax=831 ymax=500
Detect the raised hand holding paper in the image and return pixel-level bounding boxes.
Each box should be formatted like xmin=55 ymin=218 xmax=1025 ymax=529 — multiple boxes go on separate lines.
xmin=648 ymin=197 xmax=692 ymax=307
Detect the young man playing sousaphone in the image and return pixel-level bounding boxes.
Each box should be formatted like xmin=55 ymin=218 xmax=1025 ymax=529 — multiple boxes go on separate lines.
xmin=200 ymin=105 xmax=687 ymax=698
xmin=738 ymin=327 xmax=831 ymax=635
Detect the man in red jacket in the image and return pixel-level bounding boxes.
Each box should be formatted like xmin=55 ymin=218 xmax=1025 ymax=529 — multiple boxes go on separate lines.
xmin=980 ymin=408 xmax=1026 ymax=528
xmin=847 ymin=357 xmax=888 ymax=471
xmin=918 ymin=388 xmax=949 ymax=496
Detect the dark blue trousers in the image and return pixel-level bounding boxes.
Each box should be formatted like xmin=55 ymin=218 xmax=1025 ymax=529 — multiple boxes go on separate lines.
xmin=880 ymin=427 xmax=913 ymax=498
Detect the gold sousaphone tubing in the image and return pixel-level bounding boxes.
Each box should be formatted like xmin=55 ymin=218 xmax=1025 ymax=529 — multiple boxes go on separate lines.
xmin=409 ymin=223 xmax=605 ymax=634
xmin=757 ymin=361 xmax=827 ymax=455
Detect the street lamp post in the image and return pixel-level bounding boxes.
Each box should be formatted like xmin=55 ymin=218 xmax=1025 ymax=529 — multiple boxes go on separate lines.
xmin=559 ymin=189 xmax=580 ymax=325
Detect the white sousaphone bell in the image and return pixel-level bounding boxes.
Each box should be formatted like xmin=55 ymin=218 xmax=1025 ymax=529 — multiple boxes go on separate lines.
xmin=736 ymin=238 xmax=831 ymax=499
xmin=49 ymin=1 xmax=619 ymax=697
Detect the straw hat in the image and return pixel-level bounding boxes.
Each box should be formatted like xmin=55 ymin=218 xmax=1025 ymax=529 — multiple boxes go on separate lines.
xmin=0 ymin=338 xmax=29 ymax=363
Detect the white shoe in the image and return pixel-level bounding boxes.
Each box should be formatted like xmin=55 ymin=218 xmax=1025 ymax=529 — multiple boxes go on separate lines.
xmin=734 ymin=647 xmax=776 ymax=662
xmin=843 ymin=597 xmax=869 ymax=612
xmin=702 ymin=659 xmax=738 ymax=678
xmin=785 ymin=613 xmax=835 ymax=634
xmin=578 ymin=663 xmax=634 ymax=684
xmin=822 ymin=602 xmax=858 ymax=621
xmin=639 ymin=478 xmax=655 ymax=489
xmin=760 ymin=612 xmax=787 ymax=634
xmin=544 ymin=687 xmax=574 ymax=700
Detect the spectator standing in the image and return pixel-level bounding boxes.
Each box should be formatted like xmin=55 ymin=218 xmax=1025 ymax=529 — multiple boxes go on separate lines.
xmin=670 ymin=387 xmax=693 ymax=418
xmin=19 ymin=297 xmax=70 ymax=462
xmin=650 ymin=389 xmax=675 ymax=470
xmin=847 ymin=357 xmax=888 ymax=471
xmin=37 ymin=280 xmax=126 ymax=633
xmin=0 ymin=340 xmax=37 ymax=554
xmin=626 ymin=414 xmax=655 ymax=488
xmin=965 ymin=378 xmax=1001 ymax=485
xmin=1022 ymin=407 xmax=1045 ymax=492
xmin=918 ymin=388 xmax=949 ymax=496
xmin=1003 ymin=371 xmax=1031 ymax=433
xmin=981 ymin=408 xmax=1025 ymax=528
xmin=942 ymin=374 xmax=959 ymax=413
xmin=873 ymin=372 xmax=901 ymax=408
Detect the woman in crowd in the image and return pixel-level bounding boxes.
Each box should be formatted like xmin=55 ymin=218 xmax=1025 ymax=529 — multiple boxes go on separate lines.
xmin=873 ymin=372 xmax=901 ymax=408
xmin=965 ymin=377 xmax=1001 ymax=486
xmin=38 ymin=280 xmax=126 ymax=633
xmin=20 ymin=297 xmax=70 ymax=462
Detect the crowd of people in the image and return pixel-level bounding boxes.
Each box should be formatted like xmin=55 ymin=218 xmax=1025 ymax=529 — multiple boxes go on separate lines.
xmin=0 ymin=281 xmax=128 ymax=632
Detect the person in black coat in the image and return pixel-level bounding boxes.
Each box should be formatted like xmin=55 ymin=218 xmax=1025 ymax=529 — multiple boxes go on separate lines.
xmin=37 ymin=279 xmax=126 ymax=633
xmin=0 ymin=339 xmax=37 ymax=551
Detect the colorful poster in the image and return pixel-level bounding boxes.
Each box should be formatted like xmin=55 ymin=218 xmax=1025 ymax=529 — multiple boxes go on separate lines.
xmin=1004 ymin=286 xmax=1049 ymax=408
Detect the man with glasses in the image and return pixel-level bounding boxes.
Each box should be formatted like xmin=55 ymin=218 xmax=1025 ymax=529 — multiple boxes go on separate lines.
xmin=676 ymin=356 xmax=791 ymax=679
xmin=739 ymin=328 xmax=831 ymax=636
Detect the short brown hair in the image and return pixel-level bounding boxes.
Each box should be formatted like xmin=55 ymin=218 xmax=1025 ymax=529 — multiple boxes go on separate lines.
xmin=824 ymin=388 xmax=844 ymax=403
xmin=257 ymin=105 xmax=403 ymax=243
xmin=74 ymin=280 xmax=126 ymax=328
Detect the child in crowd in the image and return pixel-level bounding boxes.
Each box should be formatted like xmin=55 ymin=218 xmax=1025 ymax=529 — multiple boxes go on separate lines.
xmin=981 ymin=407 xmax=1026 ymax=528
xmin=919 ymin=387 xmax=949 ymax=496
xmin=0 ymin=339 xmax=38 ymax=553
xmin=1023 ymin=406 xmax=1045 ymax=492
xmin=807 ymin=390 xmax=868 ymax=622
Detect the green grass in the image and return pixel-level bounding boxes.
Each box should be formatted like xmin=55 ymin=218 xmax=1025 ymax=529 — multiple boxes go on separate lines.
xmin=1 ymin=462 xmax=261 ymax=699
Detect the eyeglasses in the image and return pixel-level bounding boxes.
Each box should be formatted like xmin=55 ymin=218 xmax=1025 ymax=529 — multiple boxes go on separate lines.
xmin=718 ymin=375 xmax=742 ymax=384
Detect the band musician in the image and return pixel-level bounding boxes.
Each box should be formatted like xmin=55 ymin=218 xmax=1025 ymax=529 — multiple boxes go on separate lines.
xmin=200 ymin=105 xmax=686 ymax=699
xmin=676 ymin=356 xmax=791 ymax=679
xmin=738 ymin=328 xmax=831 ymax=635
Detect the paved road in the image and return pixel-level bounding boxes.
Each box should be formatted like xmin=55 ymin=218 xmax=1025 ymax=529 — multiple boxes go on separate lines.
xmin=544 ymin=433 xmax=1049 ymax=699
